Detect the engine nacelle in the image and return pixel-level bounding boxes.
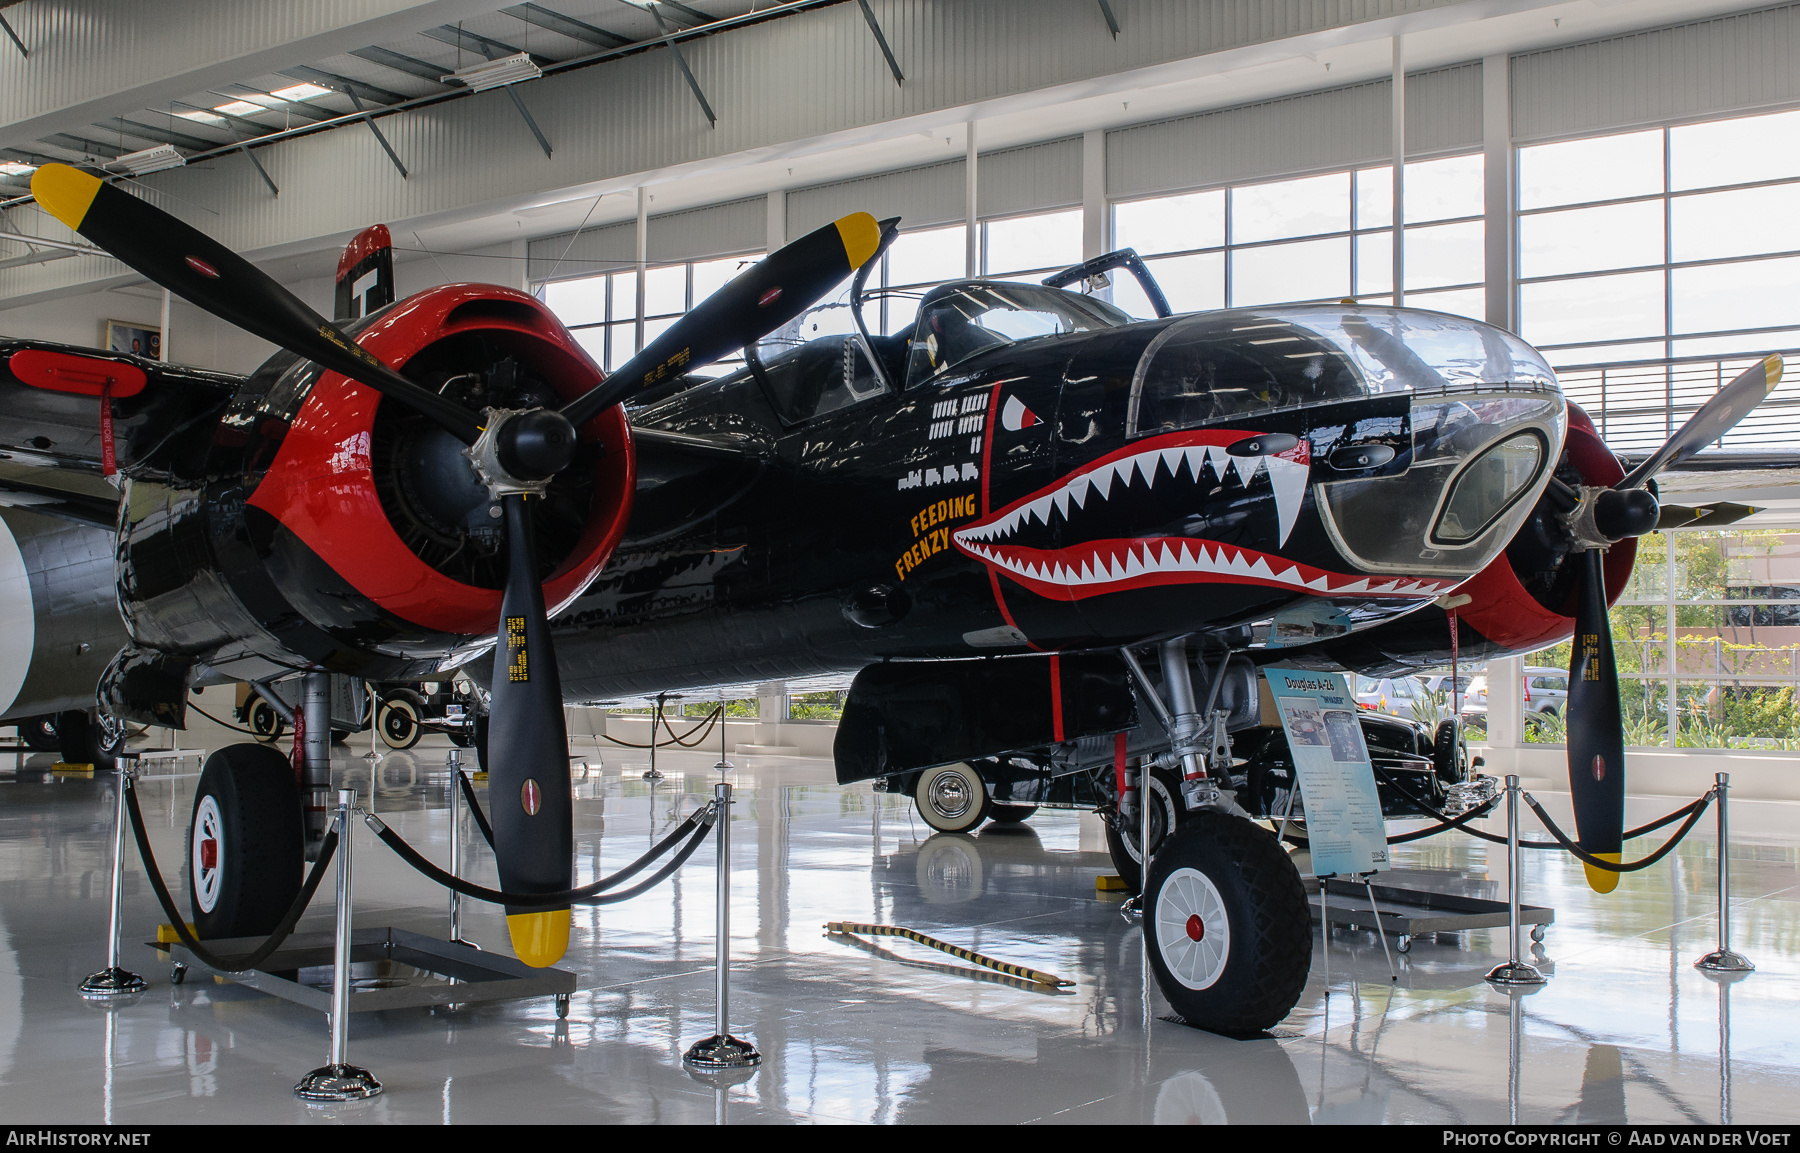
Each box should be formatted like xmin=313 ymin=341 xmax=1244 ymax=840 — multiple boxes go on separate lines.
xmin=116 ymin=284 xmax=635 ymax=689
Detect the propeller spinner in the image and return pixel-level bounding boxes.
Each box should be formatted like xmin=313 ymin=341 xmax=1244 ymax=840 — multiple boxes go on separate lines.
xmin=33 ymin=162 xmax=882 ymax=964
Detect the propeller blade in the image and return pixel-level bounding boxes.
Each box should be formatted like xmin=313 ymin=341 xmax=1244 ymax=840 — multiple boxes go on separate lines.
xmin=30 ymin=164 xmax=480 ymax=444
xmin=1689 ymin=500 xmax=1760 ymax=528
xmin=1566 ymin=547 xmax=1625 ymax=894
xmin=486 ymin=493 xmax=574 ymax=966
xmin=1618 ymin=355 xmax=1783 ymax=489
xmin=561 ymin=212 xmax=882 ymax=427
xmin=1653 ymin=503 xmax=1705 ymax=531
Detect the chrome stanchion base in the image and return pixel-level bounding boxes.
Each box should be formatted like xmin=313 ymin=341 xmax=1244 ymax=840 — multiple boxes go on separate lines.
xmin=1119 ymin=895 xmax=1142 ymax=918
xmin=683 ymin=1033 xmax=761 ymax=1070
xmin=1485 ymin=959 xmax=1548 ymax=986
xmin=1696 ymin=948 xmax=1756 ymax=974
xmin=713 ymin=759 xmax=733 ymax=772
xmin=642 ymin=768 xmax=665 ymax=781
xmin=294 ymin=1063 xmax=384 ymax=1102
xmin=78 ymin=966 xmax=147 ymax=999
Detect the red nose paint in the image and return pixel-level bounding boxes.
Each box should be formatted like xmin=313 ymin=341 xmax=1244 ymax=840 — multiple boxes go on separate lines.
xmin=758 ymin=286 xmax=783 ymax=307
xmin=1185 ymin=914 xmax=1205 ymax=942
xmin=185 ymin=255 xmax=220 ymax=279
xmin=200 ymin=839 xmax=217 ymax=871
xmin=521 ymin=778 xmax=542 ymax=816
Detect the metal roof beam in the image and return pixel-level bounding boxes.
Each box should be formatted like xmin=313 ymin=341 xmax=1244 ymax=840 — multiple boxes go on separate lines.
xmin=99 ymin=117 xmax=216 ymax=151
xmin=40 ymin=134 xmax=123 ymax=160
xmin=854 ymin=0 xmax=904 ymax=86
xmin=644 ymin=3 xmax=715 ymax=127
xmin=1096 ymin=0 xmax=1120 ymax=39
xmin=420 ymin=24 xmax=543 ymax=64
xmin=349 ymin=45 xmax=453 ymax=83
xmin=0 ymin=11 xmax=26 ymax=58
xmin=502 ymin=4 xmax=631 ymax=49
xmin=506 ymin=86 xmax=554 ymax=159
xmin=277 ymin=65 xmax=407 ymax=107
xmin=343 ymin=87 xmax=408 ymax=178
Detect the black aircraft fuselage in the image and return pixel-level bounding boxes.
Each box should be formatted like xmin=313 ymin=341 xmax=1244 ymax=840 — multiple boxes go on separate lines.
xmin=540 ymin=282 xmax=1565 ymax=707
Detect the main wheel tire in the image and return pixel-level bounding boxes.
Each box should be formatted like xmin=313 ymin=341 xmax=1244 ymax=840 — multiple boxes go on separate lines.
xmin=914 ymin=762 xmax=989 ymax=832
xmin=245 ymin=698 xmax=285 ymax=744
xmin=56 ymin=710 xmax=110 ymax=769
xmin=1144 ymin=812 xmax=1312 ymax=1038
xmin=187 ymin=743 xmax=304 ymax=939
xmin=1103 ymin=768 xmax=1180 ymax=894
xmin=378 ymin=696 xmax=423 ymax=749
xmin=22 ymin=714 xmax=59 ymax=751
xmin=987 ymin=803 xmax=1037 ymax=824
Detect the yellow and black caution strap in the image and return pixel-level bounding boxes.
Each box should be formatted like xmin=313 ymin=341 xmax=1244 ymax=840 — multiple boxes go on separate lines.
xmin=825 ymin=921 xmax=1074 ymax=988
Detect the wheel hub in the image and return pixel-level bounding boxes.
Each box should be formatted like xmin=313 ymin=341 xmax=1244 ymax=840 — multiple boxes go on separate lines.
xmin=928 ymin=774 xmax=972 ymax=819
xmin=1156 ymin=866 xmax=1232 ymax=990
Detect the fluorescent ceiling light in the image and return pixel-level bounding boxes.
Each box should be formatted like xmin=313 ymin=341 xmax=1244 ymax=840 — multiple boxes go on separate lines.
xmin=107 ymin=144 xmax=186 ymax=176
xmin=0 ymin=162 xmax=33 ymax=176
xmin=269 ymin=82 xmax=331 ymax=101
xmin=214 ymin=100 xmax=263 ymax=116
xmin=176 ymin=109 xmax=225 ymax=124
xmin=442 ymin=51 xmax=541 ymax=93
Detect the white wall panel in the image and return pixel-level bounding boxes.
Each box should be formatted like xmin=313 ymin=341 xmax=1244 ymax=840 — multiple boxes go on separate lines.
xmin=1107 ymin=64 xmax=1481 ymax=200
xmin=979 ymin=137 xmax=1082 ymax=218
xmin=786 ymin=158 xmax=965 ymax=237
xmin=646 ymin=197 xmax=765 ymax=264
xmin=526 ymin=221 xmax=635 ymax=284
xmin=1511 ymin=5 xmax=1800 ymax=143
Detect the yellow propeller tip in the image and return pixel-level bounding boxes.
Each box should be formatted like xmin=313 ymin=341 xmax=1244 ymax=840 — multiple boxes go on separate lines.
xmin=1583 ymin=854 xmax=1622 ymax=893
xmin=1765 ymin=353 xmax=1784 ymax=392
xmin=31 ymin=163 xmax=102 ymax=231
xmin=834 ymin=212 xmax=882 ymax=272
xmin=506 ymin=908 xmax=571 ymax=967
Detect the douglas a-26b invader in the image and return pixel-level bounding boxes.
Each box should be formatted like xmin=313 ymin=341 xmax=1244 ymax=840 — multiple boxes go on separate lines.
xmin=1 ymin=159 xmax=1777 ymax=1037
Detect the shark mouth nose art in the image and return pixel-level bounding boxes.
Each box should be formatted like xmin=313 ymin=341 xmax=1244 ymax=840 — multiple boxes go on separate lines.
xmin=952 ymin=429 xmax=1454 ymax=601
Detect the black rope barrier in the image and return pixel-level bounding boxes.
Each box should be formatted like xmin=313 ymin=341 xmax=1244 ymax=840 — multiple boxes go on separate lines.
xmin=1372 ymin=767 xmax=1711 ymax=851
xmin=1279 ymin=784 xmax=1500 ymax=848
xmin=599 ymin=706 xmax=722 ymax=749
xmin=455 ymin=767 xmax=495 ymax=850
xmin=123 ymin=778 xmax=339 ymax=972
xmin=1522 ymin=789 xmax=1714 ymax=873
xmin=364 ymin=802 xmax=715 ymax=907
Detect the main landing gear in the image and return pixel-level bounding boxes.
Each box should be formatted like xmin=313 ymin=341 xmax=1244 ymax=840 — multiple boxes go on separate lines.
xmin=1112 ymin=637 xmax=1313 ymax=1037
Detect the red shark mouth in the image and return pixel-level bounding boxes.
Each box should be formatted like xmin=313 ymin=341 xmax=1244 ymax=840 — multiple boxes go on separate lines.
xmin=953 ymin=429 xmax=1453 ymax=602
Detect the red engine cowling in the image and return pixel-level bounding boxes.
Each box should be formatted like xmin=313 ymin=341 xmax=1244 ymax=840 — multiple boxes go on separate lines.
xmin=1452 ymin=402 xmax=1635 ymax=651
xmin=241 ymin=283 xmax=634 ymax=644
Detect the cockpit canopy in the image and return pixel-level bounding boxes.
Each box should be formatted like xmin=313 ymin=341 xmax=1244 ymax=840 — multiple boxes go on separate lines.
xmin=904 ymin=282 xmax=1132 ymax=384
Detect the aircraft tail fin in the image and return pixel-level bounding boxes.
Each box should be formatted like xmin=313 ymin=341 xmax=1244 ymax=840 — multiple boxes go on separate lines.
xmin=333 ymin=224 xmax=394 ymax=322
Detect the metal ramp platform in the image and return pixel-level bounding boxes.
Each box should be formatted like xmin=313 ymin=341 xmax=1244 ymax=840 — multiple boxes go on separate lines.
xmin=1312 ymin=878 xmax=1552 ymax=952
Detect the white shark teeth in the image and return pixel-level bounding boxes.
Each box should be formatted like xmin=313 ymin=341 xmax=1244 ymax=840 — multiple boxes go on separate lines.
xmin=953 ymin=438 xmax=1317 ymax=549
xmin=955 ymin=533 xmax=1448 ymax=601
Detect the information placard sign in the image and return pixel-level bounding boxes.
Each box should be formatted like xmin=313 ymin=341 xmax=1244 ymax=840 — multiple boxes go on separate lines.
xmin=1263 ymin=668 xmax=1389 ymax=877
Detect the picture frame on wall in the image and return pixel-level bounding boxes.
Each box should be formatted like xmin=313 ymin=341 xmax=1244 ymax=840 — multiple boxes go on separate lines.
xmin=104 ymin=320 xmax=160 ymax=360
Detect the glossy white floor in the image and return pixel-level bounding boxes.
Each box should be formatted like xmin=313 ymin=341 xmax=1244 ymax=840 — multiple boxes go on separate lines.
xmin=2 ymin=734 xmax=1796 ymax=1125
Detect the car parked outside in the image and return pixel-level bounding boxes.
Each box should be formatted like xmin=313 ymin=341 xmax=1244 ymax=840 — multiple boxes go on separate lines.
xmin=1459 ymin=666 xmax=1570 ymax=724
xmin=1353 ymin=674 xmax=1429 ymax=718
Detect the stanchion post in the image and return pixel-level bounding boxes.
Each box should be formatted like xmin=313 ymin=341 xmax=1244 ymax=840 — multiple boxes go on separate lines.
xmin=1696 ymin=772 xmax=1754 ymax=973
xmin=1486 ymin=775 xmax=1546 ymax=986
xmin=683 ymin=782 xmax=759 ymax=1070
xmin=714 ymin=703 xmax=732 ymax=773
xmin=1122 ymin=759 xmax=1152 ymax=917
xmin=448 ymin=766 xmax=464 ymax=945
xmin=79 ymin=758 xmax=147 ymax=998
xmin=295 ymin=790 xmax=382 ymax=1101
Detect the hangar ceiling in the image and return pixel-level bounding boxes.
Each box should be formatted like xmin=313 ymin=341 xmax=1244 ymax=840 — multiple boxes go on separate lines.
xmin=0 ymin=0 xmax=1770 ymax=305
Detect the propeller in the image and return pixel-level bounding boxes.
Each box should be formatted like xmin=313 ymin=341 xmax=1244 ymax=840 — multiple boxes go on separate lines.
xmin=33 ymin=162 xmax=883 ymax=963
xmin=1561 ymin=354 xmax=1780 ymax=892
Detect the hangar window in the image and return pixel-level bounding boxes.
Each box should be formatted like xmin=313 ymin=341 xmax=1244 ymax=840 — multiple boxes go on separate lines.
xmin=1110 ymin=154 xmax=1486 ymax=320
xmin=1519 ymin=106 xmax=1800 ymax=455
xmin=540 ymin=251 xmax=764 ymax=379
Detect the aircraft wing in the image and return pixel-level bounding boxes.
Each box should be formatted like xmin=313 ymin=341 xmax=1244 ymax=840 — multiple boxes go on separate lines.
xmin=0 ymin=338 xmax=242 ymax=481
xmin=0 ymin=460 xmax=119 ymax=527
